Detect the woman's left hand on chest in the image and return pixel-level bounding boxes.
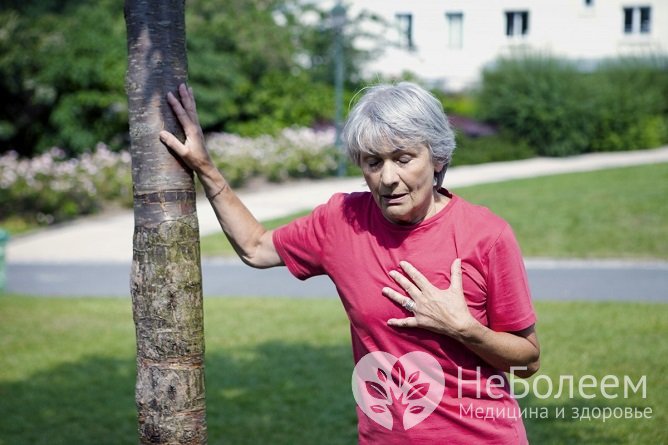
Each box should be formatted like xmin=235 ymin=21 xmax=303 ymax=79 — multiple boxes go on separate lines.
xmin=382 ymin=258 xmax=480 ymax=341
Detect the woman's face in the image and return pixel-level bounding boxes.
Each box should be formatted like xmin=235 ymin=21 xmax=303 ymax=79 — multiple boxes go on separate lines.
xmin=360 ymin=144 xmax=444 ymax=225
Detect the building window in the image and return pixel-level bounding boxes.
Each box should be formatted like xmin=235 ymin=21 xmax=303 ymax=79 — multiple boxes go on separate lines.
xmin=624 ymin=6 xmax=651 ymax=34
xmin=640 ymin=6 xmax=651 ymax=33
xmin=446 ymin=12 xmax=463 ymax=49
xmin=396 ymin=13 xmax=413 ymax=49
xmin=505 ymin=11 xmax=529 ymax=37
xmin=624 ymin=8 xmax=634 ymax=32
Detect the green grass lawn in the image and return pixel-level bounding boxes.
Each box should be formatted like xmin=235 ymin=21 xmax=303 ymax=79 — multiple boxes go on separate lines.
xmin=201 ymin=163 xmax=668 ymax=259
xmin=0 ymin=296 xmax=666 ymax=445
xmin=456 ymin=163 xmax=668 ymax=260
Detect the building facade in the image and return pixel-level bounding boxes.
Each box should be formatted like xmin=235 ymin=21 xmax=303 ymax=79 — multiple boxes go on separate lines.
xmin=348 ymin=0 xmax=668 ymax=91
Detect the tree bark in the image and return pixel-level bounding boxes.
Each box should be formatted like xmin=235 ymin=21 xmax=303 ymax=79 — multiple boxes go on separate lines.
xmin=125 ymin=1 xmax=207 ymax=443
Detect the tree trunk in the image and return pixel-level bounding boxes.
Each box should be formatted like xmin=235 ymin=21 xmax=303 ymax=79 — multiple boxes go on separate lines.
xmin=125 ymin=1 xmax=207 ymax=443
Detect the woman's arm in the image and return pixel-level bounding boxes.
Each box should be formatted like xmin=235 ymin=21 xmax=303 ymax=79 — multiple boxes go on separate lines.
xmin=460 ymin=324 xmax=539 ymax=378
xmin=382 ymin=259 xmax=540 ymax=378
xmin=159 ymin=84 xmax=283 ymax=269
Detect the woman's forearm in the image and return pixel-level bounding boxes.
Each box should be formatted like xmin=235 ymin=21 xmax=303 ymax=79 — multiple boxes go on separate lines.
xmin=196 ymin=165 xmax=282 ymax=268
xmin=459 ymin=324 xmax=540 ymax=378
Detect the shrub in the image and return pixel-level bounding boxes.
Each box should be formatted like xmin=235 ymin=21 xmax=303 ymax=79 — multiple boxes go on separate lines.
xmin=478 ymin=55 xmax=593 ymax=156
xmin=0 ymin=128 xmax=339 ymax=228
xmin=477 ymin=54 xmax=668 ymax=156
xmin=0 ymin=145 xmax=131 ymax=225
xmin=206 ymin=127 xmax=340 ymax=184
xmin=587 ymin=57 xmax=668 ymax=151
xmin=452 ymin=134 xmax=536 ymax=166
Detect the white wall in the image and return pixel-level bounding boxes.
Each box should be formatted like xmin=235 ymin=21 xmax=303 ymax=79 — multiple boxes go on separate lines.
xmin=347 ymin=0 xmax=668 ymax=91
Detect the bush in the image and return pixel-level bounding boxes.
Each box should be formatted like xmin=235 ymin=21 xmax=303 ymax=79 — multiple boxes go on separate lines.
xmin=0 ymin=128 xmax=339 ymax=228
xmin=478 ymin=55 xmax=592 ymax=156
xmin=0 ymin=145 xmax=131 ymax=225
xmin=0 ymin=2 xmax=128 ymax=157
xmin=477 ymin=54 xmax=668 ymax=156
xmin=452 ymin=134 xmax=536 ymax=166
xmin=587 ymin=57 xmax=668 ymax=151
xmin=206 ymin=127 xmax=340 ymax=185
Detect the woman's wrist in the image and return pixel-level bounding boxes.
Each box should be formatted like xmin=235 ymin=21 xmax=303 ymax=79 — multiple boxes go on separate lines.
xmin=195 ymin=165 xmax=229 ymax=200
xmin=206 ymin=182 xmax=228 ymax=201
xmin=456 ymin=317 xmax=487 ymax=345
xmin=191 ymin=157 xmax=216 ymax=177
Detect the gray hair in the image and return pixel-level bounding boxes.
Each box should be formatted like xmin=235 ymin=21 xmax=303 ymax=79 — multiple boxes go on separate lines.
xmin=342 ymin=82 xmax=456 ymax=188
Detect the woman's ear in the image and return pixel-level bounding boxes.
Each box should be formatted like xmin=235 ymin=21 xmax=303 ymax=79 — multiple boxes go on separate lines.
xmin=433 ymin=162 xmax=448 ymax=188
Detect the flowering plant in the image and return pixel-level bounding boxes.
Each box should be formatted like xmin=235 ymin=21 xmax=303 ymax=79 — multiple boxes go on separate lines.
xmin=1 ymin=127 xmax=339 ymax=226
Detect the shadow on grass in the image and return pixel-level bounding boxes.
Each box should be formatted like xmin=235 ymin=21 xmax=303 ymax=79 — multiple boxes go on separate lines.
xmin=0 ymin=342 xmax=357 ymax=445
xmin=205 ymin=341 xmax=358 ymax=445
xmin=0 ymin=357 xmax=137 ymax=445
xmin=0 ymin=344 xmax=647 ymax=445
xmin=521 ymin=392 xmax=661 ymax=445
xmin=0 ymin=356 xmax=137 ymax=445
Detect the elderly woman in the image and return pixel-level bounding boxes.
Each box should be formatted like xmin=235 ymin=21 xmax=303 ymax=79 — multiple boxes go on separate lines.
xmin=160 ymin=82 xmax=540 ymax=444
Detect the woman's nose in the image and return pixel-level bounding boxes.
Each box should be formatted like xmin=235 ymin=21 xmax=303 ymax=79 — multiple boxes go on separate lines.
xmin=380 ymin=162 xmax=399 ymax=187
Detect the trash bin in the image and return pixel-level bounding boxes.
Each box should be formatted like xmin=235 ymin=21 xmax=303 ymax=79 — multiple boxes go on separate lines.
xmin=0 ymin=229 xmax=8 ymax=292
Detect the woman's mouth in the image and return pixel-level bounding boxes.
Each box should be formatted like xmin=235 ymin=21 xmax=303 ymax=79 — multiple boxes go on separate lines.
xmin=381 ymin=193 xmax=407 ymax=205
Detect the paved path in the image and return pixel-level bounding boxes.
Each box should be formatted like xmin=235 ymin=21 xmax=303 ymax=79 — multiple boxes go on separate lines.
xmin=5 ymin=146 xmax=668 ymax=301
xmin=7 ymin=258 xmax=668 ymax=301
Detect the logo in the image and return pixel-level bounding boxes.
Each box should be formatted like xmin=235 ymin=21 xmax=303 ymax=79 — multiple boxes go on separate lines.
xmin=351 ymin=351 xmax=445 ymax=430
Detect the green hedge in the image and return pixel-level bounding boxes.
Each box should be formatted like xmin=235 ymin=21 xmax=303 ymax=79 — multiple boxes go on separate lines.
xmin=477 ymin=55 xmax=668 ymax=156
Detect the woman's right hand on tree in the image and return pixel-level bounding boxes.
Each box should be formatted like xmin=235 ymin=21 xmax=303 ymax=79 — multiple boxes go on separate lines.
xmin=159 ymin=83 xmax=214 ymax=175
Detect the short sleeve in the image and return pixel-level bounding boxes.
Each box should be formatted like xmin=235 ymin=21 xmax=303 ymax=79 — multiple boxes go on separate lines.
xmin=485 ymin=225 xmax=537 ymax=332
xmin=272 ymin=195 xmax=337 ymax=280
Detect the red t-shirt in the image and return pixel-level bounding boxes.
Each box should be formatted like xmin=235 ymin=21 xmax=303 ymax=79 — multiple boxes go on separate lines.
xmin=273 ymin=190 xmax=536 ymax=444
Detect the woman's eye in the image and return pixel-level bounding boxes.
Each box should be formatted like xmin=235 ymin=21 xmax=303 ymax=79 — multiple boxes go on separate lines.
xmin=397 ymin=157 xmax=411 ymax=164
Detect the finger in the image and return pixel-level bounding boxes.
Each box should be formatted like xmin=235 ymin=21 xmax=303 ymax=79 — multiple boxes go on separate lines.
xmin=383 ymin=287 xmax=418 ymax=316
xmin=388 ymin=270 xmax=422 ymax=300
xmin=166 ymin=91 xmax=192 ymax=127
xmin=381 ymin=286 xmax=406 ymax=304
xmin=159 ymin=130 xmax=187 ymax=156
xmin=179 ymin=83 xmax=200 ymax=125
xmin=387 ymin=317 xmax=418 ymax=328
xmin=398 ymin=261 xmax=432 ymax=291
xmin=167 ymin=90 xmax=203 ymax=142
xmin=449 ymin=258 xmax=463 ymax=290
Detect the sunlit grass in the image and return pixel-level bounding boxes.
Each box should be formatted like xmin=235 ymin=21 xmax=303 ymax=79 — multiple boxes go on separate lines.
xmin=456 ymin=163 xmax=668 ymax=259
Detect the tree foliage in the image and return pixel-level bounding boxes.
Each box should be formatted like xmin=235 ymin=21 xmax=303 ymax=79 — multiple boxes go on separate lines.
xmin=0 ymin=0 xmax=376 ymax=157
xmin=0 ymin=0 xmax=127 ymax=156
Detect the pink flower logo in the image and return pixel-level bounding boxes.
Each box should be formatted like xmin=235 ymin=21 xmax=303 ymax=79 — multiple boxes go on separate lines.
xmin=352 ymin=351 xmax=445 ymax=430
